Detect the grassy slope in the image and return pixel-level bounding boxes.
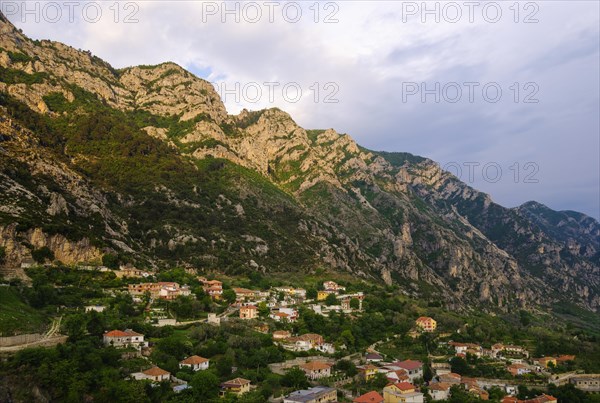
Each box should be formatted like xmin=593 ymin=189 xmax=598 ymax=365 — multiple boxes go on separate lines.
xmin=0 ymin=287 xmax=47 ymax=336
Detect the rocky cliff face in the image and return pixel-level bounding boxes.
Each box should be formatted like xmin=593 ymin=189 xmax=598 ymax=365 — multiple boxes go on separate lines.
xmin=0 ymin=12 xmax=597 ymax=311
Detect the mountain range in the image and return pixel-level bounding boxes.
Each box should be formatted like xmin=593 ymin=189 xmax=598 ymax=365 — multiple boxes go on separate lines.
xmin=0 ymin=12 xmax=598 ymax=312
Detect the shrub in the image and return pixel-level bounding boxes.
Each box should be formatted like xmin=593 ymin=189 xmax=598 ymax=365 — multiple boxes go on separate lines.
xmin=7 ymin=50 xmax=33 ymax=63
xmin=31 ymin=247 xmax=54 ymax=264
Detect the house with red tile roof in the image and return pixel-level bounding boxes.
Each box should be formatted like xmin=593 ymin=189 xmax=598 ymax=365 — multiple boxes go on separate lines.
xmin=415 ymin=316 xmax=437 ymax=332
xmin=508 ymin=363 xmax=531 ymax=376
xmin=220 ymin=378 xmax=251 ymax=397
xmin=385 ymin=368 xmax=409 ymax=383
xmin=300 ymin=361 xmax=332 ymax=380
xmin=179 ymin=355 xmax=209 ymax=371
xmin=383 ymin=382 xmax=424 ymax=402
xmin=438 ymin=372 xmax=461 ymax=384
xmin=103 ymin=329 xmax=147 ymax=349
xmin=273 ymin=330 xmax=291 ymax=340
xmin=323 ymin=281 xmax=346 ymax=292
xmin=428 ymin=382 xmax=451 ymax=401
xmin=449 ymin=341 xmax=482 ymax=356
xmin=233 ymin=287 xmax=256 ymax=301
xmin=202 ymin=279 xmax=223 ymax=299
xmin=492 ymin=343 xmax=529 ymax=358
xmin=366 ymin=352 xmax=383 ymax=362
xmin=270 ymin=307 xmax=298 ymax=322
xmin=239 ymin=305 xmax=258 ymax=320
xmin=131 ymin=366 xmax=170 ymax=382
xmin=357 ymin=364 xmax=379 ymax=381
xmin=536 ymin=357 xmax=557 ymax=368
xmin=128 ymin=282 xmax=190 ymax=300
xmin=502 ymin=395 xmax=557 ymax=403
xmin=467 ymin=385 xmax=489 ymax=400
xmin=394 ymin=360 xmax=424 ymax=381
xmin=353 ymin=391 xmax=384 ymax=403
xmin=282 ymin=333 xmax=325 ymax=352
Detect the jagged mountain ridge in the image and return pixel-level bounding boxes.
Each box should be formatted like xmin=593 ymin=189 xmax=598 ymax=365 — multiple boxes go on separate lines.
xmin=0 ymin=12 xmax=598 ymax=311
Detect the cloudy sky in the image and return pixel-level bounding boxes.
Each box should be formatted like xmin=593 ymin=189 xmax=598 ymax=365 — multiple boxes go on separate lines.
xmin=5 ymin=0 xmax=599 ymax=218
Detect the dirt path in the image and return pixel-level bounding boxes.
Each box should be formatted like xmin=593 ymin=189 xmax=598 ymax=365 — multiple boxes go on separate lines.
xmin=45 ymin=316 xmax=62 ymax=338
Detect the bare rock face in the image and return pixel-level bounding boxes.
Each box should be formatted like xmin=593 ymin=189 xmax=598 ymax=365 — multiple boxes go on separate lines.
xmin=119 ymin=63 xmax=227 ymax=123
xmin=0 ymin=225 xmax=102 ymax=266
xmin=180 ymin=121 xmax=225 ymax=143
xmin=46 ymin=193 xmax=69 ymax=216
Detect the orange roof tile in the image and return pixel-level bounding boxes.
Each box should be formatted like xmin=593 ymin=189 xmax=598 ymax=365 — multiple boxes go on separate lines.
xmin=180 ymin=355 xmax=209 ymax=365
xmin=354 ymin=391 xmax=384 ymax=403
xmin=429 ymin=382 xmax=451 ymax=391
xmin=301 ymin=361 xmax=332 ymax=371
xmin=221 ymin=378 xmax=251 ymax=388
xmin=394 ymin=382 xmax=415 ymax=391
xmin=395 ymin=360 xmax=423 ymax=371
xmin=143 ymin=366 xmax=170 ymax=376
xmin=104 ymin=329 xmax=142 ymax=337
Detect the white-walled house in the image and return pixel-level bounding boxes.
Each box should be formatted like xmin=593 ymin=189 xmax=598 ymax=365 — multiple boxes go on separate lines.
xmin=131 ymin=366 xmax=170 ymax=382
xmin=270 ymin=307 xmax=298 ymax=322
xmin=103 ymin=329 xmax=147 ymax=349
xmin=179 ymin=355 xmax=209 ymax=371
xmin=394 ymin=360 xmax=424 ymax=382
xmin=429 ymin=383 xmax=451 ymax=401
xmin=85 ymin=305 xmax=106 ymax=313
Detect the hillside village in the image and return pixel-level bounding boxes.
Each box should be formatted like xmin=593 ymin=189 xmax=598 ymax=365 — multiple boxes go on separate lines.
xmin=1 ymin=263 xmax=598 ymax=402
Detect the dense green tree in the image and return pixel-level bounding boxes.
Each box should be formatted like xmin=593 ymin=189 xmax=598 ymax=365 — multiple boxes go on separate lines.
xmin=85 ymin=311 xmax=106 ymax=338
xmin=446 ymin=385 xmax=481 ymax=402
xmin=31 ymin=246 xmax=54 ymax=264
xmin=190 ymin=371 xmax=220 ymax=401
xmin=449 ymin=356 xmax=470 ymax=375
xmin=155 ymin=336 xmax=188 ymax=359
xmin=370 ymin=372 xmax=390 ymax=390
xmin=236 ymin=390 xmax=269 ymax=402
xmin=217 ymin=349 xmax=235 ymax=377
xmin=171 ymin=296 xmax=203 ymax=320
xmin=335 ymin=359 xmax=357 ymax=377
xmin=258 ymin=302 xmax=269 ymax=317
xmin=488 ymin=386 xmax=506 ymax=401
xmin=423 ymin=363 xmax=433 ymax=382
xmin=339 ymin=329 xmax=355 ymax=348
xmin=325 ymin=293 xmax=338 ymax=306
xmin=547 ymin=383 xmax=599 ymax=403
xmin=99 ymin=380 xmax=150 ymax=403
xmin=223 ymin=289 xmax=236 ymax=304
xmin=306 ymin=288 xmax=317 ymax=300
xmin=63 ymin=314 xmax=88 ymax=341
xmin=517 ymin=385 xmax=546 ymax=399
xmin=102 ymin=253 xmax=120 ymax=269
xmin=281 ymin=367 xmax=309 ymax=389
